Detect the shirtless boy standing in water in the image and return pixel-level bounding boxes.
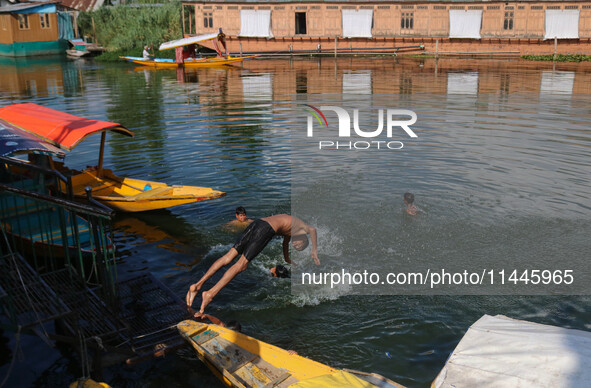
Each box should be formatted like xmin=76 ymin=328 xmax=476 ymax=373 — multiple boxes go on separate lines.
xmin=225 ymin=206 xmax=253 ymax=231
xmin=186 ymin=214 xmax=319 ymax=314
xmin=404 ymin=192 xmax=418 ymax=215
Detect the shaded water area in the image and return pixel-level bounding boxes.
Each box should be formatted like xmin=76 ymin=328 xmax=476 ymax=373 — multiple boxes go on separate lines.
xmin=1 ymin=55 xmax=590 ymax=387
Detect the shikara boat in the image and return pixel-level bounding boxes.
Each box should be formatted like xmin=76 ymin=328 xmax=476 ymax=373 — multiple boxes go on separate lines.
xmin=177 ymin=320 xmax=405 ymax=388
xmin=120 ymin=55 xmax=255 ymax=68
xmin=0 ymin=103 xmax=225 ymax=212
xmin=0 ymin=119 xmax=112 ymax=259
xmin=66 ymin=49 xmax=91 ymax=58
xmin=121 ymin=29 xmax=258 ymax=69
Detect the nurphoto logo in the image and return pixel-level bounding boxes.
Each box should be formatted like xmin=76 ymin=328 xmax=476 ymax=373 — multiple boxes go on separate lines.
xmin=304 ymin=105 xmax=418 ymax=150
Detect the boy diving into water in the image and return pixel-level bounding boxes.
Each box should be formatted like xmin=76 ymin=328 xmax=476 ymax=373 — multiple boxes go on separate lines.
xmin=186 ymin=214 xmax=319 ymax=314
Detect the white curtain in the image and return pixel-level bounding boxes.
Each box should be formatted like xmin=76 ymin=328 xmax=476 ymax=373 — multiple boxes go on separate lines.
xmin=239 ymin=10 xmax=272 ymax=38
xmin=449 ymin=10 xmax=482 ymax=39
xmin=342 ymin=9 xmax=373 ymax=38
xmin=545 ymin=10 xmax=579 ymax=39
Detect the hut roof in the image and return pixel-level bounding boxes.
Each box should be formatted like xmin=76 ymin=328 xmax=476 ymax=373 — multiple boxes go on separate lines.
xmin=58 ymin=0 xmax=104 ymax=12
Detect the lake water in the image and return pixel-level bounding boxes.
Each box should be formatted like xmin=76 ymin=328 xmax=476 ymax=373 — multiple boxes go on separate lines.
xmin=0 ymin=55 xmax=590 ymax=387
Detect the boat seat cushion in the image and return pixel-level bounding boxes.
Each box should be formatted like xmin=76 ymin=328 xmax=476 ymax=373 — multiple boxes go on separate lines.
xmin=125 ymin=186 xmax=173 ymax=201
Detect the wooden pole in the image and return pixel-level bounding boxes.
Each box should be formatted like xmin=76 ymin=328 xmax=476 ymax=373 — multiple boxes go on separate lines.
xmin=334 ymin=37 xmax=337 ymax=57
xmin=553 ymin=37 xmax=557 ymax=61
xmin=435 ymin=39 xmax=439 ymax=59
xmin=73 ymin=12 xmax=79 ymax=38
xmin=91 ymin=16 xmax=97 ymax=45
xmin=181 ymin=5 xmax=185 ymax=35
xmin=98 ymin=132 xmax=106 ymax=177
xmin=189 ymin=6 xmax=192 ymax=34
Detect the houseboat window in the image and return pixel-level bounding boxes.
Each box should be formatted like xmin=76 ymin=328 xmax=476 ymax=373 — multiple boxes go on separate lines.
xmin=295 ymin=12 xmax=307 ymax=34
xmin=401 ymin=12 xmax=414 ymax=29
xmin=503 ymin=11 xmax=514 ymax=30
xmin=18 ymin=14 xmax=29 ymax=30
xmin=1 ymin=16 xmax=6 ymax=30
xmin=40 ymin=13 xmax=51 ymax=29
xmin=203 ymin=12 xmax=213 ymax=28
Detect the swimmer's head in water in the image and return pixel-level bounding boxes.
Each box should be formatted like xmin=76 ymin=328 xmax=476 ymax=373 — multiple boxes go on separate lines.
xmin=404 ymin=192 xmax=414 ymax=205
xmin=291 ymin=235 xmax=309 ymax=251
xmin=226 ymin=320 xmax=242 ymax=332
xmin=270 ymin=265 xmax=290 ymax=278
xmin=235 ymin=206 xmax=247 ymax=222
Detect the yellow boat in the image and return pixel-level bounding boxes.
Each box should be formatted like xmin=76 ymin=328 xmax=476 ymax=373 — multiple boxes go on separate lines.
xmin=69 ymin=379 xmax=112 ymax=388
xmin=177 ymin=320 xmax=405 ymax=388
xmin=121 ymin=29 xmax=258 ymax=69
xmin=0 ymin=103 xmax=225 ymax=212
xmin=64 ymin=166 xmax=225 ymax=212
xmin=120 ymin=55 xmax=257 ymax=69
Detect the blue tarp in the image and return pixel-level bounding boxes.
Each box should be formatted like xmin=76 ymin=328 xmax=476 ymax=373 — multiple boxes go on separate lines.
xmin=12 ymin=4 xmax=57 ymax=14
xmin=58 ymin=12 xmax=74 ymax=41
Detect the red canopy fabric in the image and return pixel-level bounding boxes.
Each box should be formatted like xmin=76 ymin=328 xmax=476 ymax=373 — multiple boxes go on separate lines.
xmin=0 ymin=103 xmax=133 ymax=151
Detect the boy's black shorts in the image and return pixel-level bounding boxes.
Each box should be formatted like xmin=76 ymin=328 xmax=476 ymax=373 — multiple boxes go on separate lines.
xmin=233 ymin=219 xmax=276 ymax=261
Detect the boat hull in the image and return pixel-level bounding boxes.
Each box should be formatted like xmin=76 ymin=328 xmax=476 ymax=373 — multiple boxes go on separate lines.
xmin=66 ymin=49 xmax=91 ymax=58
xmin=64 ymin=167 xmax=225 ymax=212
xmin=120 ymin=55 xmax=257 ymax=68
xmin=0 ymin=199 xmax=113 ymax=259
xmin=177 ymin=320 xmax=404 ymax=388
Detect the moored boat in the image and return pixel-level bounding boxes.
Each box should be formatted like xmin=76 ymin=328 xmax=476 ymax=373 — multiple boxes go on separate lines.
xmin=0 ymin=118 xmax=112 ymax=259
xmin=120 ymin=29 xmax=258 ymax=69
xmin=120 ymin=55 xmax=256 ymax=68
xmin=66 ymin=49 xmax=91 ymax=58
xmin=432 ymin=315 xmax=591 ymax=388
xmin=177 ymin=320 xmax=405 ymax=387
xmin=0 ymin=103 xmax=225 ymax=212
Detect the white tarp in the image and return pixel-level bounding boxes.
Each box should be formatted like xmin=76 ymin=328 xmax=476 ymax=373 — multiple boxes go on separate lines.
xmin=449 ymin=10 xmax=482 ymax=39
xmin=432 ymin=315 xmax=591 ymax=388
xmin=545 ymin=10 xmax=580 ymax=39
xmin=342 ymin=9 xmax=373 ymax=38
xmin=540 ymin=70 xmax=575 ymax=95
xmin=239 ymin=10 xmax=272 ymax=38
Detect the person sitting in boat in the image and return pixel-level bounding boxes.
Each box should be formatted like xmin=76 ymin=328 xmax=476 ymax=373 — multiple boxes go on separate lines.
xmin=225 ymin=206 xmax=253 ymax=231
xmin=142 ymin=45 xmax=153 ymax=60
xmin=270 ymin=264 xmax=290 ymax=278
xmin=183 ymin=44 xmax=196 ymax=60
xmin=187 ymin=214 xmax=319 ymax=314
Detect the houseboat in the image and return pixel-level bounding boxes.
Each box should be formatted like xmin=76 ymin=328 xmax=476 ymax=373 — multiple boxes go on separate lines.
xmin=0 ymin=0 xmax=74 ymax=57
xmin=181 ymin=1 xmax=591 ymax=56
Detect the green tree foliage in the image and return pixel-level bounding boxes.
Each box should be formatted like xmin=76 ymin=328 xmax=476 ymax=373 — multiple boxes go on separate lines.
xmin=78 ymin=2 xmax=181 ymax=52
xmin=522 ymin=54 xmax=591 ymax=62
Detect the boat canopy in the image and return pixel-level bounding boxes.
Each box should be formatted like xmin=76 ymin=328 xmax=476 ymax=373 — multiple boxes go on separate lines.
xmin=0 ymin=118 xmax=65 ymax=158
xmin=0 ymin=103 xmax=134 ymax=151
xmin=432 ymin=314 xmax=591 ymax=388
xmin=159 ymin=31 xmax=221 ymax=51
